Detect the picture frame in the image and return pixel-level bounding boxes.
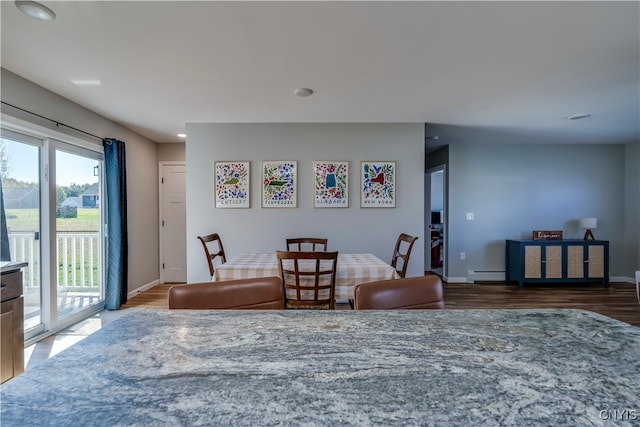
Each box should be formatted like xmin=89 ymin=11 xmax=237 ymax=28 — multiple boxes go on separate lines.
xmin=313 ymin=161 xmax=348 ymax=208
xmin=361 ymin=161 xmax=396 ymax=208
xmin=261 ymin=160 xmax=297 ymax=208
xmin=214 ymin=161 xmax=250 ymax=208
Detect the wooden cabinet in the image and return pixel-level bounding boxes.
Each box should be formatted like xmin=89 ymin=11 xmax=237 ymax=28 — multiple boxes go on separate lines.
xmin=505 ymin=240 xmax=609 ymax=288
xmin=1 ymin=264 xmax=26 ymax=384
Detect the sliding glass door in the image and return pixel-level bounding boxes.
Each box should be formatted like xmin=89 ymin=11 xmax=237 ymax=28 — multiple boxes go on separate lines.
xmin=1 ymin=131 xmax=44 ymax=336
xmin=1 ymin=127 xmax=105 ymax=342
xmin=54 ymin=146 xmax=104 ymax=322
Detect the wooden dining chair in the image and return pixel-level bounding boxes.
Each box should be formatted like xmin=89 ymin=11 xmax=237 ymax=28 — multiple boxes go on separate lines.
xmin=391 ymin=233 xmax=419 ymax=278
xmin=197 ymin=233 xmax=227 ymax=280
xmin=286 ymin=238 xmax=328 ymax=252
xmin=276 ymin=250 xmax=338 ymax=309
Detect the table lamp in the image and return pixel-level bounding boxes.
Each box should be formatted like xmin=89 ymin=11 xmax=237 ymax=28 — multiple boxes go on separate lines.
xmin=579 ymin=217 xmax=597 ymax=240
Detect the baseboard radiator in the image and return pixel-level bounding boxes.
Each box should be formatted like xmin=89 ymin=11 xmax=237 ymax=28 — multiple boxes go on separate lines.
xmin=467 ymin=270 xmax=506 ymax=282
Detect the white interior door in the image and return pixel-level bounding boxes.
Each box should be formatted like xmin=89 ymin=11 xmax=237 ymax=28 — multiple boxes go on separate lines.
xmin=159 ymin=162 xmax=186 ymax=283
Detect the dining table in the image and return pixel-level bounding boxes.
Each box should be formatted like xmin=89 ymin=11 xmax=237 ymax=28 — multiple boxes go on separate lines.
xmin=213 ymin=252 xmax=399 ymax=300
xmin=1 ymin=308 xmax=639 ymax=426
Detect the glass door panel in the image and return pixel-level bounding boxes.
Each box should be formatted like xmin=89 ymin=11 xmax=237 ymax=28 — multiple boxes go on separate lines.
xmin=0 ymin=136 xmax=43 ymax=332
xmin=55 ymin=149 xmax=103 ymax=321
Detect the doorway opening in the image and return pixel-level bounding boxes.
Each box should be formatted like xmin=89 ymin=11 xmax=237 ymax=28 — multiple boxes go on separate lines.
xmin=158 ymin=162 xmax=186 ymax=284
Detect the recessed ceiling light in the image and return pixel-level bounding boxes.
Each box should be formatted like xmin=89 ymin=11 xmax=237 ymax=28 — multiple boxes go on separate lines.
xmin=177 ymin=133 xmax=187 ymax=138
xmin=567 ymin=113 xmax=591 ymax=120
xmin=70 ymin=79 xmax=102 ymax=86
xmin=15 ymin=1 xmax=56 ymax=21
xmin=293 ymin=88 xmax=314 ymax=97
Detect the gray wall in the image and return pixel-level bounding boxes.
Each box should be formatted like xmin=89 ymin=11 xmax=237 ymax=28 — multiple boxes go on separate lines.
xmin=445 ymin=142 xmax=636 ymax=282
xmin=157 ymin=143 xmax=185 ymax=162
xmin=1 ymin=68 xmax=160 ymax=294
xmin=624 ymin=141 xmax=640 ymax=271
xmin=185 ymin=123 xmax=425 ymax=282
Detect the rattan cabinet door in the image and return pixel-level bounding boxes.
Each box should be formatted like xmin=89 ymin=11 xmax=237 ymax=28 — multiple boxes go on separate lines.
xmin=524 ymin=245 xmax=541 ymax=279
xmin=587 ymin=245 xmax=605 ymax=278
xmin=544 ymin=245 xmax=563 ymax=279
xmin=566 ymin=245 xmax=585 ymax=279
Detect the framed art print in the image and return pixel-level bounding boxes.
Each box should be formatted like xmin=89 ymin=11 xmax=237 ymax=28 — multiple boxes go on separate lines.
xmin=361 ymin=161 xmax=396 ymax=208
xmin=262 ymin=160 xmax=297 ymax=208
xmin=214 ymin=161 xmax=250 ymax=208
xmin=313 ymin=161 xmax=348 ymax=208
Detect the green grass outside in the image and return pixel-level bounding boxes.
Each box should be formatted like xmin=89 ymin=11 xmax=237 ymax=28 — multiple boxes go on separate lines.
xmin=6 ymin=208 xmax=100 ymax=232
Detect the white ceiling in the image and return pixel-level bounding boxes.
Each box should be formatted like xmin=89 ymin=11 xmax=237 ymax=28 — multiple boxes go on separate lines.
xmin=1 ymin=1 xmax=638 ymax=147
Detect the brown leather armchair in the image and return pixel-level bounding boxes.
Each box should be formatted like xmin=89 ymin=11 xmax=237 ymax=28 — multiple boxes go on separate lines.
xmin=354 ymin=275 xmax=444 ymax=310
xmin=168 ymin=276 xmax=285 ymax=309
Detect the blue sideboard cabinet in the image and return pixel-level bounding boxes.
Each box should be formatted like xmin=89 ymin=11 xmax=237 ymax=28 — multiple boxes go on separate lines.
xmin=505 ymin=240 xmax=609 ymax=288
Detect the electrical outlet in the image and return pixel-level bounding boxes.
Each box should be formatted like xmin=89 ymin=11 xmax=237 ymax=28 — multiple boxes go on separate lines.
xmin=466 ymin=212 xmax=474 ymax=220
xmin=460 ymin=252 xmax=466 ymax=260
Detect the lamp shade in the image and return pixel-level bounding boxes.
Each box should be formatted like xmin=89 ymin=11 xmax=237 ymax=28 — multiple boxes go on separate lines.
xmin=579 ymin=218 xmax=597 ymax=229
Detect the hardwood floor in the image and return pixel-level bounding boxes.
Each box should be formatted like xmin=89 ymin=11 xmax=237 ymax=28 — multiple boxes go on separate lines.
xmin=443 ymin=281 xmax=639 ymax=327
xmin=123 ymin=281 xmax=640 ymax=328
xmin=123 ymin=284 xmax=174 ymax=309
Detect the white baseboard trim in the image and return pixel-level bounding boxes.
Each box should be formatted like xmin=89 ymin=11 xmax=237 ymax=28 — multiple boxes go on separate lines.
xmin=611 ymin=276 xmax=635 ymax=285
xmin=467 ymin=270 xmax=506 ymax=282
xmin=449 ymin=275 xmax=633 ymax=285
xmin=128 ymin=279 xmax=160 ymax=299
xmin=444 ymin=276 xmax=469 ymax=284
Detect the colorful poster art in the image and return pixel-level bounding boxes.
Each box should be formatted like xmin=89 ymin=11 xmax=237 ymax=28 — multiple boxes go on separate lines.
xmin=313 ymin=161 xmax=348 ymax=208
xmin=262 ymin=161 xmax=297 ymax=208
xmin=214 ymin=161 xmax=250 ymax=208
xmin=361 ymin=161 xmax=396 ymax=208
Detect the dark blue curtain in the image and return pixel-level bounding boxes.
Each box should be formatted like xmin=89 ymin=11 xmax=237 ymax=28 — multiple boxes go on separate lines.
xmin=103 ymin=138 xmax=128 ymax=309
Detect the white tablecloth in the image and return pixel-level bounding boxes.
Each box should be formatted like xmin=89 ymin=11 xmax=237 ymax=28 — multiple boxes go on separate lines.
xmin=213 ymin=253 xmax=399 ymax=300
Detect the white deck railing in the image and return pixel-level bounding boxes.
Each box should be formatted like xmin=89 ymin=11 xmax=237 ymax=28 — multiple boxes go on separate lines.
xmin=8 ymin=232 xmax=101 ymax=292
